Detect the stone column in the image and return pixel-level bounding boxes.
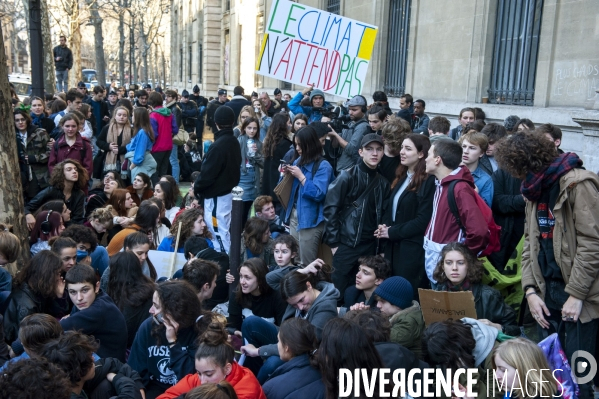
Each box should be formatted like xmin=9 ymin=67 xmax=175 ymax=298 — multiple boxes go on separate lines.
xmin=203 ymin=0 xmax=222 ymax=96
xmin=571 ymin=110 xmax=599 ymax=174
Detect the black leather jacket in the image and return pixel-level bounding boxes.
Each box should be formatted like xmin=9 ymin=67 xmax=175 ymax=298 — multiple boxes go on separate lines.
xmin=4 ymin=283 xmax=45 ymax=343
xmin=323 ymin=162 xmax=390 ymax=248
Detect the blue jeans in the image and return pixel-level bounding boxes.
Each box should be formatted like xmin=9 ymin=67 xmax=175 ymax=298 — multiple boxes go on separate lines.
xmin=56 ymin=70 xmax=68 ymax=92
xmin=241 ymin=316 xmax=284 ymax=383
xmin=170 ymin=144 xmax=179 ymax=183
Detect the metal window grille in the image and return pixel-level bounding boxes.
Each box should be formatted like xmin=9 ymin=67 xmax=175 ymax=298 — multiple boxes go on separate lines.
xmin=225 ymin=0 xmax=230 ymax=11
xmin=327 ymin=0 xmax=340 ymax=14
xmin=282 ymin=81 xmax=292 ymax=89
xmin=488 ymin=0 xmax=543 ymax=106
xmin=384 ymin=0 xmax=411 ymax=97
xmin=198 ymin=44 xmax=203 ymax=83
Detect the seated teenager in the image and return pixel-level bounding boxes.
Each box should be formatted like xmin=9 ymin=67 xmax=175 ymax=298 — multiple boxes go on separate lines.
xmin=373 ymin=276 xmax=425 ymax=358
xmin=106 ymin=201 xmax=160 ymax=256
xmin=84 ymin=206 xmax=114 ymax=246
xmin=29 ymin=210 xmax=65 ymax=255
xmin=262 ymin=318 xmax=325 ymax=399
xmin=492 ymin=338 xmax=558 ymax=399
xmin=61 ymin=263 xmax=128 ymax=361
xmin=101 ymin=231 xmax=159 ymax=285
xmin=108 ymin=188 xmax=139 ymax=229
xmin=184 ymin=381 xmax=238 ymax=399
xmin=253 ymin=195 xmax=286 ymax=237
xmin=340 ymin=255 xmax=391 ymax=315
xmin=432 ymin=242 xmax=519 ymax=336
xmin=145 ymin=197 xmax=171 ymax=245
xmin=0 ymin=358 xmax=72 ymax=399
xmin=157 ymin=321 xmax=265 ymax=399
xmin=154 ymin=181 xmax=180 ymax=223
xmin=40 ymin=331 xmax=144 ymax=399
xmin=157 ymin=208 xmax=213 ymax=254
xmin=0 ymin=224 xmax=20 ymax=292
xmin=61 ymin=224 xmax=109 ymax=277
xmin=240 ymin=217 xmax=274 ymax=265
xmin=127 ymin=281 xmax=213 ymax=399
xmin=127 ymin=172 xmax=154 ymax=206
xmin=271 ymin=234 xmax=298 ymax=271
xmin=227 ymin=258 xmax=286 ymax=338
xmin=180 ymin=257 xmax=221 ymax=308
xmin=35 ymin=199 xmax=72 ymax=228
xmin=0 ymin=313 xmax=62 ymax=371
xmin=4 ymin=251 xmax=66 ymax=343
xmin=106 ymin=252 xmax=156 ymax=349
xmin=85 ymin=172 xmax=123 ymax=215
xmin=242 ymin=263 xmax=339 ymax=383
xmin=344 ymin=309 xmax=427 ymax=381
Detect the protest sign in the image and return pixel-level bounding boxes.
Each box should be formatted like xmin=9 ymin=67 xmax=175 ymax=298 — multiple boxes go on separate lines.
xmin=256 ymin=0 xmax=378 ymax=97
xmin=147 ymin=250 xmax=187 ymax=279
xmin=418 ymin=289 xmax=477 ymax=326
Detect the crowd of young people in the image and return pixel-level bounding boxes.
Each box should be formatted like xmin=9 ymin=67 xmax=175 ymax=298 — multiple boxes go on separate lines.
xmin=3 ymin=83 xmax=599 ymax=399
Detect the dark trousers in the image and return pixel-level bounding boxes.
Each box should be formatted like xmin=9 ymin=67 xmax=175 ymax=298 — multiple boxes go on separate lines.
xmin=332 ymin=240 xmax=377 ymax=303
xmin=151 ymin=150 xmax=171 ymax=185
xmin=538 ymin=279 xmax=599 ymax=399
xmin=241 ymin=316 xmax=284 ymax=384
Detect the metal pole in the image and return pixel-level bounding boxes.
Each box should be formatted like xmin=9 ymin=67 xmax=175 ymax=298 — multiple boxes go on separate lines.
xmin=29 ymin=0 xmax=44 ymax=97
xmin=228 ymin=186 xmax=244 ymax=296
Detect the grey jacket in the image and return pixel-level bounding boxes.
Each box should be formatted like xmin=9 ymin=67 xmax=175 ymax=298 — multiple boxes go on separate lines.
xmin=336 ymin=118 xmax=370 ymax=172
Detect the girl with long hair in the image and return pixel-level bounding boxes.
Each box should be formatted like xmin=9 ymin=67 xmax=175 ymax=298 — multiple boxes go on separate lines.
xmin=237 ymin=117 xmax=264 ymax=225
xmin=127 ymin=280 xmax=213 ymax=398
xmin=126 ymin=107 xmax=157 ymax=182
xmin=154 ymin=180 xmax=180 ymax=223
xmin=432 ymin=242 xmax=519 ymax=336
xmin=4 ymin=251 xmax=66 ymax=343
xmin=376 ymin=133 xmax=436 ymax=298
xmin=106 ymin=201 xmax=160 ymax=256
xmin=240 ymin=217 xmax=274 ymax=266
xmin=25 ymin=159 xmax=88 ymax=227
xmin=262 ymin=318 xmax=324 ymax=399
xmin=48 ymin=114 xmax=93 ymax=180
xmin=159 ymin=175 xmax=183 ymax=207
xmin=233 ymin=105 xmax=258 ymax=137
xmin=157 ymin=208 xmax=213 ymax=254
xmin=261 ymin=113 xmax=293 ymax=211
xmin=108 ymin=188 xmax=138 ymax=224
xmin=127 ymin=172 xmax=154 ymax=206
xmin=96 ymin=106 xmax=133 ymax=179
xmin=106 ymin=251 xmax=156 ymax=348
xmin=36 ymin=199 xmax=71 ymax=225
xmin=316 ymin=318 xmax=384 ymax=399
xmin=282 ymin=126 xmax=334 ymax=265
xmin=158 ymin=320 xmax=265 ymax=399
xmin=29 ymin=210 xmax=65 ymax=255
xmin=14 ymin=109 xmax=51 ymax=200
xmin=290 ymin=113 xmax=308 ymax=134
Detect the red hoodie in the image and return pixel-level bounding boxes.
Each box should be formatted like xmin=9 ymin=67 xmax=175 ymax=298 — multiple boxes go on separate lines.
xmin=156 ymin=362 xmax=266 ymax=399
xmin=423 ymin=166 xmax=489 ymax=282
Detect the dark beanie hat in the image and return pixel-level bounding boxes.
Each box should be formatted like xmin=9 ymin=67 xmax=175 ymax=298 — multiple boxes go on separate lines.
xmin=214 ymin=106 xmax=235 ymax=127
xmin=374 ymin=276 xmax=413 ymax=310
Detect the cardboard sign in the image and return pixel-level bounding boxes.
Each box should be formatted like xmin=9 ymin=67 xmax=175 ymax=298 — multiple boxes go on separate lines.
xmin=147 ymin=250 xmax=187 ymax=279
xmin=256 ymin=0 xmax=378 ymax=97
xmin=418 ymin=289 xmax=477 ymax=326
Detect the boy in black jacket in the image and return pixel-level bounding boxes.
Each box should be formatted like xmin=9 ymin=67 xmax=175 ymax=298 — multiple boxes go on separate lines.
xmin=62 ymin=264 xmax=128 ymax=362
xmin=193 ymin=106 xmax=241 ymax=254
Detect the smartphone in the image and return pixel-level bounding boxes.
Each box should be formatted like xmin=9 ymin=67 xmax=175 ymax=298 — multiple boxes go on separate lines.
xmin=280 ymin=159 xmax=290 ymax=165
xmin=152 ymin=313 xmax=165 ymax=325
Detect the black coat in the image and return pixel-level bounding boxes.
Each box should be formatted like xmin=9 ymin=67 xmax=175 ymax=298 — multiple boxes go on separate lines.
xmin=488 ymin=168 xmax=525 ymax=272
xmin=383 ymin=175 xmax=435 ymax=299
xmin=25 ymin=186 xmax=86 ymax=225
xmin=261 ymin=138 xmax=293 ymax=204
xmin=52 ymin=45 xmax=73 ymax=70
xmin=193 ymin=127 xmax=241 ymax=199
xmin=4 ymin=283 xmax=46 ymax=343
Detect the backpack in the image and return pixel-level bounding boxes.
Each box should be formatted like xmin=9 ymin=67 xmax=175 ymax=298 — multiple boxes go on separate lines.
xmin=537 ymin=332 xmax=578 ymax=399
xmin=447 ymin=180 xmax=501 ymax=258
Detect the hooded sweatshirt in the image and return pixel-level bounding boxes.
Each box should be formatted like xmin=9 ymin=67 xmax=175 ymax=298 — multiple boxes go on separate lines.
xmin=423 ymin=166 xmax=489 ymax=282
xmin=150 ymin=106 xmax=178 ymax=153
xmin=461 ymin=317 xmax=499 ymax=367
xmin=259 ymin=280 xmax=339 ymax=357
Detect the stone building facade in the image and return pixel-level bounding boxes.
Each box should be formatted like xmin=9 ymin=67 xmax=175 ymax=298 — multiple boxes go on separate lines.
xmin=170 ymin=0 xmax=599 ymax=169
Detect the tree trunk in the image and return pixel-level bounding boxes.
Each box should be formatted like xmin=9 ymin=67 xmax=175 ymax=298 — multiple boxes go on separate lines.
xmin=0 ymin=20 xmax=32 ymax=268
xmin=86 ymin=0 xmax=106 ymax=87
xmin=40 ymin=0 xmax=56 ymax=93
xmin=140 ymin=19 xmax=148 ymax=84
xmin=118 ymin=3 xmax=125 ymax=85
xmin=67 ymin=0 xmax=81 ymax=89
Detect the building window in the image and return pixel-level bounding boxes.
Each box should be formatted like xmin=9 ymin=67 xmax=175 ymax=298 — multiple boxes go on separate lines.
xmin=282 ymin=81 xmax=292 ymax=90
xmin=188 ymin=46 xmax=192 ymax=82
xmin=488 ymin=0 xmax=543 ymax=106
xmin=327 ymin=0 xmax=340 ymax=14
xmin=225 ymin=0 xmax=230 ymax=11
xmin=198 ymin=44 xmax=203 ymax=83
xmin=180 ymin=48 xmax=183 ymax=82
xmin=384 ymin=0 xmax=411 ymax=97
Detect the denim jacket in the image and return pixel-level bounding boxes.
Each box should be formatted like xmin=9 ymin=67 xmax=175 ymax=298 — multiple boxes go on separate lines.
xmin=283 ymin=157 xmax=334 ymax=230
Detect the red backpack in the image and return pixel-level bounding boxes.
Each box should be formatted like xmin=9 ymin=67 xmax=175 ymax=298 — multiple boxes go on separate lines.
xmin=447 ymin=180 xmax=501 ymax=258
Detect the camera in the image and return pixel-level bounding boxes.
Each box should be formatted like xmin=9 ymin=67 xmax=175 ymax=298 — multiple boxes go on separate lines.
xmin=325 ymin=105 xmax=352 ymax=132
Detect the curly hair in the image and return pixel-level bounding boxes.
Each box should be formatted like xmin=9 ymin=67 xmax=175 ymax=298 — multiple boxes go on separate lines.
xmin=495 ymin=130 xmax=558 ymax=179
xmin=168 ymin=208 xmax=211 ymax=250
xmin=381 ymin=115 xmax=411 ymax=154
xmin=87 ymin=205 xmax=115 ymax=226
xmin=61 ymin=225 xmax=98 ymax=252
xmin=432 ymin=242 xmax=484 ymax=285
xmin=0 ymin=358 xmax=72 ymax=398
xmin=49 ymin=159 xmax=89 ymax=191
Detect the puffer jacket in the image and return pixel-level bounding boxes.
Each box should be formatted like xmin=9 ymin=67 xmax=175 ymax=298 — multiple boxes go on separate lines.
xmin=323 ymin=162 xmax=390 ymax=248
xmin=262 ymin=354 xmax=325 ymax=399
xmin=522 ymin=168 xmax=599 ymax=323
xmin=389 ymin=301 xmax=425 ymax=359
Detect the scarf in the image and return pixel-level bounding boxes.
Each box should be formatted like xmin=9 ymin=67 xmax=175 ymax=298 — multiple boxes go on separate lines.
xmin=444 ymin=278 xmax=472 ymax=292
xmin=104 ymin=122 xmax=132 ymax=171
xmin=521 ymin=152 xmax=582 ymax=202
xmin=30 ymin=111 xmax=46 ymax=127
